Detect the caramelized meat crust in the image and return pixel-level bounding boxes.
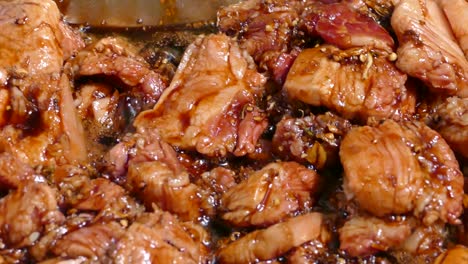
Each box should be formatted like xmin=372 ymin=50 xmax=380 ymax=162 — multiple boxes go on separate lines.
xmin=284 ymin=46 xmax=415 ymax=122
xmin=135 ymin=34 xmax=267 ymax=157
xmin=0 ymin=0 xmax=466 ymax=262
xmin=340 ymin=120 xmax=464 ymax=225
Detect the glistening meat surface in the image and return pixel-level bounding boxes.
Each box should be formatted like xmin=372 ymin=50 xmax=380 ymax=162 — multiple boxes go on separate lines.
xmin=0 ymin=0 xmax=466 ymax=262
xmin=284 ymin=45 xmax=415 ymax=122
xmin=0 ymin=0 xmax=87 ymax=172
xmin=221 ymin=161 xmax=319 ymax=227
xmin=391 ymin=0 xmax=468 ymax=97
xmin=135 ymin=34 xmax=267 ymax=157
xmin=340 ymin=120 xmax=464 ymax=225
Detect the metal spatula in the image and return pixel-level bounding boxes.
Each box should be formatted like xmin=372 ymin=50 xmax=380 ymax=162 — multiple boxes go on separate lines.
xmin=56 ymin=0 xmax=240 ymax=28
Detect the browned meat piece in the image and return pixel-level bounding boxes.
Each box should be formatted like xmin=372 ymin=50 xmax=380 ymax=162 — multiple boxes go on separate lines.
xmin=71 ymin=37 xmax=170 ymax=146
xmin=106 ymin=129 xmax=182 ymax=180
xmin=339 ymin=216 xmax=412 ymax=257
xmin=286 ymin=240 xmax=329 ymax=263
xmin=57 ymin=21 xmax=86 ymax=59
xmin=197 ymin=167 xmax=238 ymax=215
xmin=134 ymin=34 xmax=267 ymax=157
xmin=127 ymin=161 xmax=203 ymax=222
xmin=218 ymin=0 xmax=305 ymax=83
xmin=435 ymin=0 xmax=468 ymax=59
xmin=0 ymin=0 xmax=87 ymax=167
xmin=0 ymin=152 xmax=36 ymax=189
xmin=284 ymin=45 xmax=415 ymax=122
xmin=73 ymin=178 xmax=126 ymax=211
xmin=53 ymin=166 xmax=143 ymax=225
xmin=106 ymin=130 xmax=207 ymax=221
xmin=0 ymin=0 xmax=68 ymax=75
xmin=359 ymin=0 xmax=394 ymax=18
xmin=400 ymin=221 xmax=446 ymax=256
xmin=221 ymin=162 xmax=319 ymax=227
xmin=391 ymin=0 xmax=468 ymax=98
xmin=217 ymin=212 xmax=330 ymax=264
xmin=29 ymin=213 xmax=102 ymax=262
xmin=299 ymin=0 xmax=394 ymax=52
xmin=51 ymin=222 xmax=125 ymax=260
xmin=111 ymin=210 xmax=210 ymax=264
xmin=201 ymin=167 xmax=237 ymax=195
xmin=0 ymin=183 xmax=65 ymax=248
xmin=432 ymin=97 xmax=468 ymax=159
xmin=272 ymin=112 xmax=352 ymax=169
xmin=73 ymin=37 xmax=167 ymax=104
xmin=340 ymin=120 xmax=464 ymax=225
xmin=434 ymin=246 xmax=468 ymax=264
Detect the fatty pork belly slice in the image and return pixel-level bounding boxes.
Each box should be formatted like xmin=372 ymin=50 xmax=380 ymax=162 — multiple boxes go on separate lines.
xmin=134 ymin=34 xmax=267 ymax=157
xmin=217 ymin=212 xmax=330 ymax=264
xmin=391 ymin=0 xmax=468 ymax=98
xmin=221 ymin=162 xmax=319 ymax=227
xmin=340 ymin=120 xmax=464 ymax=225
xmin=0 ymin=0 xmax=87 ymax=166
xmin=299 ymin=0 xmax=394 ymax=52
xmin=0 ymin=183 xmax=65 ymax=248
xmin=218 ymin=0 xmax=305 ymax=84
xmin=284 ymin=45 xmax=415 ymax=122
xmin=111 ymin=210 xmax=210 ymax=264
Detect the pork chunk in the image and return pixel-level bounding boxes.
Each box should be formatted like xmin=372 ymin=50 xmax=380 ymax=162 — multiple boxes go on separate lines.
xmin=0 ymin=183 xmax=65 ymax=248
xmin=284 ymin=46 xmax=415 ymax=122
xmin=391 ymin=0 xmax=468 ymax=97
xmin=135 ymin=34 xmax=267 ymax=157
xmin=221 ymin=162 xmax=320 ymax=227
xmin=0 ymin=0 xmax=87 ymax=168
xmin=340 ymin=120 xmax=464 ymax=225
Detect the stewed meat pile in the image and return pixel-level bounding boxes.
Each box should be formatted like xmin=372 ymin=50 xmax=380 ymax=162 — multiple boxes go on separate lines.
xmin=0 ymin=0 xmax=467 ymax=263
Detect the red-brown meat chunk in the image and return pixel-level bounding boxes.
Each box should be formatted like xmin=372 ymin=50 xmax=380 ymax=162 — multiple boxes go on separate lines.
xmin=434 ymin=246 xmax=468 ymax=264
xmin=391 ymin=0 xmax=468 ymax=97
xmin=72 ymin=36 xmax=168 ymax=105
xmin=111 ymin=210 xmax=210 ymax=264
xmin=299 ymin=0 xmax=394 ymax=52
xmin=221 ymin=162 xmax=319 ymax=227
xmin=218 ymin=0 xmax=305 ymax=83
xmin=51 ymin=222 xmax=125 ymax=260
xmin=0 ymin=183 xmax=65 ymax=248
xmin=127 ymin=161 xmax=203 ymax=222
xmin=0 ymin=0 xmax=87 ymax=168
xmin=107 ymin=130 xmax=207 ymax=221
xmin=435 ymin=0 xmax=468 ymax=59
xmin=217 ymin=213 xmax=330 ymax=264
xmin=272 ymin=112 xmax=352 ymax=169
xmin=134 ymin=34 xmax=267 ymax=157
xmin=340 ymin=120 xmax=464 ymax=225
xmin=339 ymin=216 xmax=412 ymax=257
xmin=284 ymin=45 xmax=415 ymax=122
xmin=432 ymin=97 xmax=468 ymax=159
